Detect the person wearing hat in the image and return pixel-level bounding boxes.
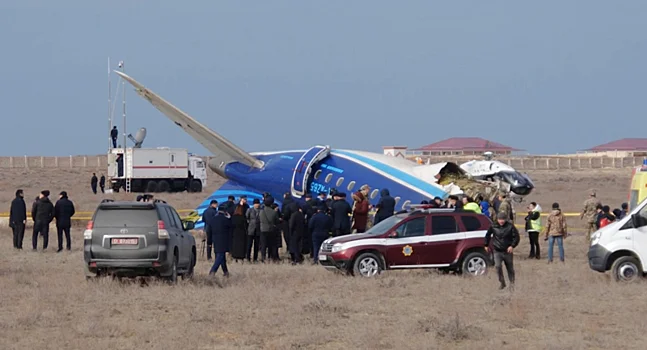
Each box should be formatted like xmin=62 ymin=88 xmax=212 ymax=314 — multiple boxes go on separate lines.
xmin=331 ymin=192 xmax=352 ymax=237
xmin=31 ymin=190 xmax=55 ymax=251
xmin=54 ymin=191 xmax=76 ymax=252
xmin=288 ymin=204 xmax=306 ymax=264
xmin=202 ymin=200 xmax=219 ymax=260
xmin=351 ymin=185 xmax=371 ymax=233
xmin=484 ymin=212 xmax=520 ymax=290
xmin=580 ymin=190 xmax=601 ymax=242
xmin=309 ymin=204 xmax=333 ymax=263
xmin=245 ymin=198 xmax=262 ymax=262
xmin=544 ymin=202 xmax=568 ymax=263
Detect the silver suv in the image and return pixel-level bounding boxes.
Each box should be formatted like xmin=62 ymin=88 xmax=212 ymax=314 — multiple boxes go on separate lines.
xmin=83 ymin=199 xmax=196 ymax=283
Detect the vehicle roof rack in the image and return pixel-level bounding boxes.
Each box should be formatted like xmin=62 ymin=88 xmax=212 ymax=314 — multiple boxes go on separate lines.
xmin=100 ymin=199 xmax=115 ymax=203
xmin=153 ymin=199 xmax=167 ymax=204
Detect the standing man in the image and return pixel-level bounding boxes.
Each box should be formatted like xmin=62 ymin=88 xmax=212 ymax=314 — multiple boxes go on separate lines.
xmin=245 ymin=198 xmax=262 ymax=263
xmin=497 ymin=193 xmax=514 ymax=222
xmin=580 ymin=190 xmax=601 ymax=242
xmin=524 ymin=202 xmax=542 ymax=259
xmin=309 ymin=205 xmax=333 ymax=263
xmin=374 ymin=188 xmax=395 ymax=225
xmin=110 ymin=126 xmax=118 ymax=148
xmin=99 ymin=174 xmax=106 ymax=193
xmin=201 ymin=200 xmax=218 ymax=261
xmin=484 ymin=212 xmax=520 ymax=290
xmin=207 ymin=205 xmax=232 ymax=277
xmin=32 ymin=190 xmax=54 ymax=251
xmin=331 ymin=192 xmax=352 ymax=236
xmin=288 ymin=205 xmax=306 ymax=264
xmin=9 ymin=189 xmax=27 ymax=249
xmin=91 ymin=173 xmax=98 ymax=194
xmin=259 ymin=197 xmax=280 ymax=262
xmin=545 ymin=202 xmax=568 ymax=263
xmin=54 ymin=191 xmax=75 ymax=252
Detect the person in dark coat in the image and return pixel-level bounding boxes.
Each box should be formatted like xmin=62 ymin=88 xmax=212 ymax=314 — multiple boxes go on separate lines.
xmin=99 ymin=174 xmax=106 ymax=193
xmin=289 ymin=205 xmax=306 ymax=264
xmin=206 ymin=206 xmax=232 ymax=276
xmin=351 ymin=185 xmax=371 ymax=233
xmin=245 ymin=198 xmax=262 ymax=262
xmin=230 ymin=205 xmax=248 ymax=261
xmin=91 ymin=173 xmax=98 ymax=194
xmin=110 ymin=126 xmax=118 ymax=148
xmin=317 ymin=192 xmax=329 ymax=213
xmin=201 ymin=200 xmax=218 ymax=261
xmin=374 ymin=188 xmax=395 ymax=225
xmin=32 ymin=190 xmax=54 ymax=251
xmin=281 ymin=192 xmax=298 ymax=253
xmin=223 ymin=196 xmax=236 ymax=217
xmin=331 ymin=192 xmax=352 ymax=236
xmin=309 ymin=205 xmax=333 ymax=263
xmin=9 ymin=189 xmax=27 ymax=249
xmin=271 ymin=203 xmax=283 ymax=254
xmin=302 ymin=193 xmax=316 ymax=256
xmin=54 ymin=191 xmax=76 ymax=252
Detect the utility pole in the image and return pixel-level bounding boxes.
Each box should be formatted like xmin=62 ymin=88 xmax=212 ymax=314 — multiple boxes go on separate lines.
xmin=119 ymin=60 xmax=126 ymax=151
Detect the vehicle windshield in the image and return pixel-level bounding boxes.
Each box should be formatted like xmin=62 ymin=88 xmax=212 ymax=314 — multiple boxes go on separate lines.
xmin=365 ymin=215 xmax=405 ymax=235
xmin=93 ymin=208 xmax=159 ymax=227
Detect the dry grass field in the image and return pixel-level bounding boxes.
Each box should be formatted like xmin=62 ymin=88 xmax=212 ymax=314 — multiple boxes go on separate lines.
xmin=0 ymin=166 xmax=642 ymax=349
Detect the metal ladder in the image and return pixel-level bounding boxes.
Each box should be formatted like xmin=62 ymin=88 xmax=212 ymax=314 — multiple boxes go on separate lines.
xmin=125 ymin=149 xmax=133 ymax=192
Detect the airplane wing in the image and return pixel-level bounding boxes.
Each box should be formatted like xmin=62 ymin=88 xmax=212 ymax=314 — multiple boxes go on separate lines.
xmin=114 ymin=71 xmax=263 ymax=169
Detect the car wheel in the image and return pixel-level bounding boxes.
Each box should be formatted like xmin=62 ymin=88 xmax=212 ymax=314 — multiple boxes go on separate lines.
xmin=461 ymin=251 xmax=489 ymax=276
xmin=611 ymin=256 xmax=642 ymax=282
xmin=183 ymin=251 xmax=196 ymax=280
xmin=158 ymin=180 xmax=170 ymax=192
xmin=146 ymin=181 xmax=158 ymax=193
xmin=166 ymin=255 xmax=178 ymax=284
xmin=352 ymin=252 xmax=382 ymax=277
xmin=191 ymin=179 xmax=202 ymax=193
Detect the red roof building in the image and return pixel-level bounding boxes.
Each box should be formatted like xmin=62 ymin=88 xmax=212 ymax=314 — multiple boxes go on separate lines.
xmin=586 ymin=138 xmax=647 ymax=152
xmin=410 ymin=137 xmax=522 ymax=156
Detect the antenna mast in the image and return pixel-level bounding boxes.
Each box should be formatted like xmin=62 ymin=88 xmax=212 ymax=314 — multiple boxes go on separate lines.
xmin=108 ymin=57 xmax=112 ymax=151
xmin=119 ymin=60 xmax=126 ymax=150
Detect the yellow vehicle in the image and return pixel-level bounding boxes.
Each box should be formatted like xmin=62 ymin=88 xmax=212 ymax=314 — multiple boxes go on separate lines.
xmin=628 ymin=159 xmax=647 ymax=210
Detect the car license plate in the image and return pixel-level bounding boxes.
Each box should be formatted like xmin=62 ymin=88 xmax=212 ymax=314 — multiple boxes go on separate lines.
xmin=111 ymin=238 xmax=138 ymax=245
xmin=318 ymin=254 xmax=327 ymax=261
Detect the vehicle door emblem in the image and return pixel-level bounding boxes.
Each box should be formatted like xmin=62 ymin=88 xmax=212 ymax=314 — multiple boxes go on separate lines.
xmin=402 ymin=245 xmax=413 ymax=256
xmin=120 ymin=228 xmax=128 ymax=234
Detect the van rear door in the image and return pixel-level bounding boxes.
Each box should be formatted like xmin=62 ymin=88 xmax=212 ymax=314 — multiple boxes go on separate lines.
xmin=90 ymin=205 xmax=160 ymax=260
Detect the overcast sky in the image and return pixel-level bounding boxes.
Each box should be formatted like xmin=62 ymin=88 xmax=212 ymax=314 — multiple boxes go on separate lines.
xmin=2 ymin=1 xmax=646 ymax=156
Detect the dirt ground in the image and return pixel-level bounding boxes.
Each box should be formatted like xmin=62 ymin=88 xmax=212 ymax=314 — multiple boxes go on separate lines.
xmin=0 ymin=167 xmax=639 ymax=349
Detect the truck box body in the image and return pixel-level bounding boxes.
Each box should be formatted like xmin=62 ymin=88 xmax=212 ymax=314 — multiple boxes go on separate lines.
xmin=109 ymin=148 xmax=188 ymax=179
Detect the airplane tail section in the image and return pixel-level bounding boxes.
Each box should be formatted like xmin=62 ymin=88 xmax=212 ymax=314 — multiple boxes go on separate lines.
xmin=188 ymin=180 xmax=276 ymax=230
xmin=114 ymin=71 xmax=263 ymax=171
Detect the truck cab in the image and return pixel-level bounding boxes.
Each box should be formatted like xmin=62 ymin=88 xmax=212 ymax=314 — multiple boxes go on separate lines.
xmin=588 ymin=196 xmax=647 ymax=282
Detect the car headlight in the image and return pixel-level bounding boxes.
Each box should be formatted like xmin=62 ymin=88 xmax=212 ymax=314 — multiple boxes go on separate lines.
xmin=331 ymin=244 xmax=343 ymax=253
xmin=590 ymin=231 xmax=601 ymax=246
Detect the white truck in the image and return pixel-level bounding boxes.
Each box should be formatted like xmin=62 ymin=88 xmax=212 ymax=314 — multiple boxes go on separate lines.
xmin=107 ymin=147 xmax=207 ymax=193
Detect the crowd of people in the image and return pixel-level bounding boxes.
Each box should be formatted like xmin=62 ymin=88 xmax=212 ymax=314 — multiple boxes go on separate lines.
xmin=200 ymin=186 xmax=398 ymax=276
xmin=9 ymin=189 xmax=76 ymax=252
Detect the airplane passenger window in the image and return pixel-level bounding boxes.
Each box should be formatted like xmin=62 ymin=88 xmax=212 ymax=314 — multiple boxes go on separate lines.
xmin=325 ymin=173 xmax=333 ymax=183
xmin=347 ymin=181 xmax=356 ymax=191
xmin=401 ymin=200 xmax=411 ymax=210
xmin=314 ymin=170 xmax=322 ymax=179
xmin=336 ymin=177 xmax=345 ymax=187
xmin=370 ymin=189 xmax=379 ymax=199
xmin=394 ymin=196 xmax=401 ymax=206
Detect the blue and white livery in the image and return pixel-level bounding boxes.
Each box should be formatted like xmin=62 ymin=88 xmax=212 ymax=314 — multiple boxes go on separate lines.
xmin=115 ymin=71 xmax=532 ymax=229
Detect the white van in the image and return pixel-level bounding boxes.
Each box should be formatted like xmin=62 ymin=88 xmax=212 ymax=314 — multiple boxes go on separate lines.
xmin=588 ymin=196 xmax=647 ymax=282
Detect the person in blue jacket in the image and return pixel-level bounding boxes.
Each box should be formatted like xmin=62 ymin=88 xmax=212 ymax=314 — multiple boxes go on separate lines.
xmin=206 ymin=205 xmax=232 ymax=277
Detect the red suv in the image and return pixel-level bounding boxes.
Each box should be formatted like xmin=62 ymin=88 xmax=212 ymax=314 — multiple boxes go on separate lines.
xmin=317 ymin=207 xmax=492 ymax=277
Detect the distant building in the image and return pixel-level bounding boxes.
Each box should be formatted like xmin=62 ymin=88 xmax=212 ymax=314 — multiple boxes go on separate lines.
xmin=382 ymin=146 xmax=407 ymax=158
xmin=584 ymin=138 xmax=647 ymax=157
xmin=407 ymin=137 xmax=522 ymax=156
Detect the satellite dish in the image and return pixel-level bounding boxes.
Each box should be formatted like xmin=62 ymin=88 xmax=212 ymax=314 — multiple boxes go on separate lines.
xmin=127 ymin=127 xmax=147 ymax=148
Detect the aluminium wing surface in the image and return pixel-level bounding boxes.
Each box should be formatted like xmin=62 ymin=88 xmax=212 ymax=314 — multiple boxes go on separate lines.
xmin=114 ymin=71 xmax=263 ymax=169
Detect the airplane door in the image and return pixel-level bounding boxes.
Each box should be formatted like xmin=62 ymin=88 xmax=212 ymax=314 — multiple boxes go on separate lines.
xmin=291 ymin=145 xmax=331 ymax=198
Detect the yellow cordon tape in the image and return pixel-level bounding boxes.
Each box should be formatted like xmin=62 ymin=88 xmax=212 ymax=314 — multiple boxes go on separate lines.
xmin=0 ymin=209 xmax=196 ymax=221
